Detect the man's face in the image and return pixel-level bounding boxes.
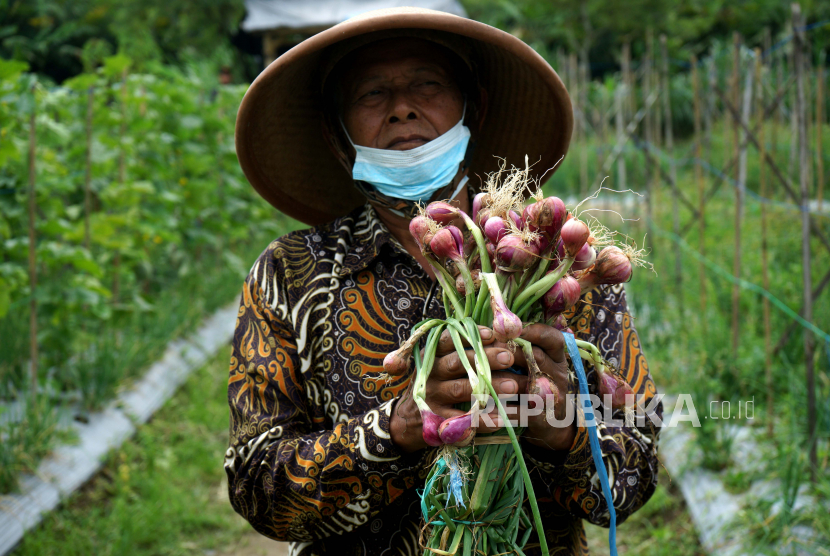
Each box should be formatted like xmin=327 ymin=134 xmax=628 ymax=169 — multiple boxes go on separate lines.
xmin=339 ymin=39 xmax=464 ymax=151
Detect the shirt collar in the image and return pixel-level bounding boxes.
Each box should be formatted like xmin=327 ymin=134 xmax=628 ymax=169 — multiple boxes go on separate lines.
xmin=336 ymin=203 xmax=410 ymax=276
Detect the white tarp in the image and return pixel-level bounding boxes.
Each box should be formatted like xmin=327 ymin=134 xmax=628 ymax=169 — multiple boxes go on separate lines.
xmin=241 ymin=0 xmax=467 ymax=33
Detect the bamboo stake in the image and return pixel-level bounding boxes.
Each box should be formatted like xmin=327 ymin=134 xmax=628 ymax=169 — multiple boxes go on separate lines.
xmin=570 ymin=51 xmax=579 ymax=175
xmin=792 ymin=2 xmax=817 ymax=482
xmin=705 ymin=58 xmax=715 ymax=164
xmin=27 ymin=84 xmax=38 ymax=395
xmin=661 ymin=35 xmax=681 ymax=310
xmin=114 ymin=71 xmax=127 ymax=303
xmin=817 ymin=50 xmax=825 ymax=212
xmin=738 ymin=52 xmax=755 ymax=220
xmin=651 ymin=31 xmax=661 ymax=147
xmin=644 ymin=30 xmax=655 ymax=253
xmin=615 ymin=83 xmax=627 ymax=194
xmin=755 ymin=49 xmax=773 ymax=437
xmin=118 ymin=70 xmax=127 ymax=185
xmin=731 ymin=32 xmax=741 ymax=355
xmin=765 ymin=29 xmax=779 ymax=173
xmin=790 ymin=44 xmax=798 ymax=180
xmin=692 ymin=55 xmax=707 ymax=335
xmin=579 ymin=50 xmax=589 ymax=198
xmin=776 ymin=40 xmax=785 ymax=139
xmin=622 ymin=40 xmax=632 ymax=121
xmin=84 ymin=86 xmax=93 ymax=251
xmin=600 ymin=85 xmax=608 ymax=145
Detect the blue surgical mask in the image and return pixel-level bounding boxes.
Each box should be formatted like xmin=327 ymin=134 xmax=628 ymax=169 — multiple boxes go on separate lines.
xmin=342 ymin=107 xmax=471 ymax=202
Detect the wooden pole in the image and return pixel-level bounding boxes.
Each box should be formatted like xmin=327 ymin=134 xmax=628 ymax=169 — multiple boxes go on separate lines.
xmin=765 ymin=28 xmax=779 ymax=172
xmin=84 ymin=86 xmax=93 ymax=251
xmin=790 ymin=44 xmax=798 ymax=180
xmin=615 ymin=83 xmax=627 ymax=194
xmin=600 ymin=85 xmax=609 ymax=145
xmin=661 ymin=35 xmax=682 ymax=310
xmin=817 ymin=50 xmax=825 ymax=212
xmin=114 ymin=71 xmax=127 ymax=303
xmin=570 ymin=51 xmax=579 ymax=178
xmin=731 ymin=32 xmax=742 ymax=355
xmin=705 ymin=58 xmax=715 ymax=164
xmin=792 ymin=2 xmax=817 ymax=481
xmin=755 ymin=49 xmax=773 ymax=437
xmin=644 ymin=31 xmax=655 ymax=253
xmin=118 ymin=71 xmax=127 ymax=185
xmin=651 ymin=32 xmax=661 ymax=147
xmin=579 ymin=50 xmax=590 ymax=198
xmin=622 ymin=40 xmax=632 ymax=121
xmin=692 ymin=54 xmax=707 ymax=334
xmin=27 ymin=84 xmax=38 ymax=395
xmin=776 ymin=40 xmax=785 ymax=140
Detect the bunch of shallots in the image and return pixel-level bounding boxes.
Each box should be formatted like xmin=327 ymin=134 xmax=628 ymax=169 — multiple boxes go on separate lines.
xmin=384 ymin=163 xmax=643 ymax=556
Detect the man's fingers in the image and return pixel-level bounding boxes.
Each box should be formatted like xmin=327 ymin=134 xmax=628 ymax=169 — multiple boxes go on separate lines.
xmin=491 ymin=373 xmax=527 ymax=396
xmin=508 ymin=344 xmax=549 ymax=373
xmin=434 ymin=407 xmax=465 ymax=420
xmin=433 ymin=343 xmax=515 ymax=380
xmin=431 ymin=349 xmax=476 ymax=380
xmin=519 ymin=324 xmax=566 ymax=364
xmin=425 ymin=377 xmax=473 ymax=406
xmin=434 ymin=326 xmax=496 ymax=356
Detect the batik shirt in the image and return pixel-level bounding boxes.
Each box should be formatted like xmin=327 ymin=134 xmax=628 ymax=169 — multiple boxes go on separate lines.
xmin=225 ymin=203 xmax=662 ymax=556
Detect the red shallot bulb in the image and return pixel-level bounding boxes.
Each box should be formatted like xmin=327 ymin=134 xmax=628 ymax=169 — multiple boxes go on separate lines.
xmin=472 ymin=192 xmax=490 ymax=224
xmin=484 ymin=216 xmax=509 ymax=245
xmin=523 ymin=196 xmax=567 ymax=239
xmin=409 ymin=215 xmax=432 ymax=252
xmin=429 ymin=226 xmax=464 ymax=263
xmin=542 ymin=274 xmax=581 ymax=314
xmin=438 ymin=410 xmax=476 ymax=446
xmin=560 ymin=219 xmax=590 ymax=258
xmin=598 ymin=371 xmax=635 ymax=410
xmin=570 ymin=243 xmax=597 ymax=271
xmin=576 ymin=246 xmax=632 ymax=292
xmin=421 ymin=410 xmax=445 ymax=446
xmin=495 ymin=234 xmax=540 ymax=271
xmin=425 ymin=201 xmax=460 ymax=225
xmin=491 ymin=297 xmax=523 ymax=342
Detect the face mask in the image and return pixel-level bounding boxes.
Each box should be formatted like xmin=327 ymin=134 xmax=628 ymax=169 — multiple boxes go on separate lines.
xmin=342 ymin=106 xmax=471 ymax=202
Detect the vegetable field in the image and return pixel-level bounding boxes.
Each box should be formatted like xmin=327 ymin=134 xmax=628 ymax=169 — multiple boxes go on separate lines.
xmin=0 ymin=55 xmax=295 ymax=493
xmin=540 ymin=8 xmax=830 ymax=552
xmin=0 ymin=0 xmax=828 ymax=553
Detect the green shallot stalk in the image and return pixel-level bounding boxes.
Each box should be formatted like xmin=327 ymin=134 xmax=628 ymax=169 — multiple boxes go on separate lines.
xmin=481 ymin=375 xmax=549 ymax=556
xmin=459 ymin=212 xmax=493 ymax=274
xmin=512 ymin=256 xmax=575 ymax=319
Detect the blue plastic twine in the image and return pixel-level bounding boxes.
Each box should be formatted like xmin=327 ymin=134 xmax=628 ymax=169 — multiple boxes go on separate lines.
xmin=419 ymin=334 xmax=619 ymax=556
xmin=564 ymin=332 xmax=618 ymax=556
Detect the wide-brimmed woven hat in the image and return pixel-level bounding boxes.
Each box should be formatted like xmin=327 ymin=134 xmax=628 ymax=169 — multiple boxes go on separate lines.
xmin=235 ymin=7 xmax=573 ymax=226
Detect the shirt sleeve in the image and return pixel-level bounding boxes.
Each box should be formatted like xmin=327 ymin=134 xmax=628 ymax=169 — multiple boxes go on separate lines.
xmin=224 ymin=250 xmax=427 ymax=543
xmin=522 ymin=284 xmax=663 ymax=527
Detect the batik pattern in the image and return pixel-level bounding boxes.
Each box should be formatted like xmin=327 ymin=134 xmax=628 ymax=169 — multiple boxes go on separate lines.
xmin=225 ymin=203 xmax=662 ymax=555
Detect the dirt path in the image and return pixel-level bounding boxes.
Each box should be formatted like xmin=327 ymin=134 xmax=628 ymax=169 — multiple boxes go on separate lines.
xmin=209 ymin=532 xmax=289 ymax=556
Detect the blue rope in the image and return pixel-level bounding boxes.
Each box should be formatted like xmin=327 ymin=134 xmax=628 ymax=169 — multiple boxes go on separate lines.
xmin=564 ymin=332 xmax=618 ymax=556
xmin=419 ymin=457 xmax=483 ymax=527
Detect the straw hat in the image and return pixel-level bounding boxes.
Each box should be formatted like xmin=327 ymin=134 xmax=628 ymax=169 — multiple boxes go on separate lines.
xmin=235 ymin=7 xmax=573 ymax=226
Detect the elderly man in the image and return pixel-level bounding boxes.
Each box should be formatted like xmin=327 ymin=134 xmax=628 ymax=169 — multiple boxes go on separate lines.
xmin=226 ymin=8 xmax=661 ymax=556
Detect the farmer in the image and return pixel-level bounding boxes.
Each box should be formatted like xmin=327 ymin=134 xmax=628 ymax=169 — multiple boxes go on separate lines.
xmin=226 ymin=8 xmax=661 ymax=555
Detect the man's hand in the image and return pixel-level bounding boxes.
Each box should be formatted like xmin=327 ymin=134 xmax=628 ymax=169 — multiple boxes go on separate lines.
xmin=493 ymin=324 xmax=576 ymax=452
xmin=390 ymin=324 xmax=575 ymax=453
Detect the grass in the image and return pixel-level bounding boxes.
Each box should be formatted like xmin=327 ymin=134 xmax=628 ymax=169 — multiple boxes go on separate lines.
xmin=546 ymin=123 xmax=830 ymax=550
xmin=13 ymin=350 xmax=259 ymax=556
xmin=14 ymin=349 xmax=703 ymax=556
xmin=0 ymin=218 xmax=303 ymax=495
xmin=585 ymin=474 xmax=705 ymax=556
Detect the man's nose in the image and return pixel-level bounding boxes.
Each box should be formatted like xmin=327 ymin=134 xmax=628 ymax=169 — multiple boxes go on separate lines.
xmin=387 ymin=91 xmax=419 ymax=123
